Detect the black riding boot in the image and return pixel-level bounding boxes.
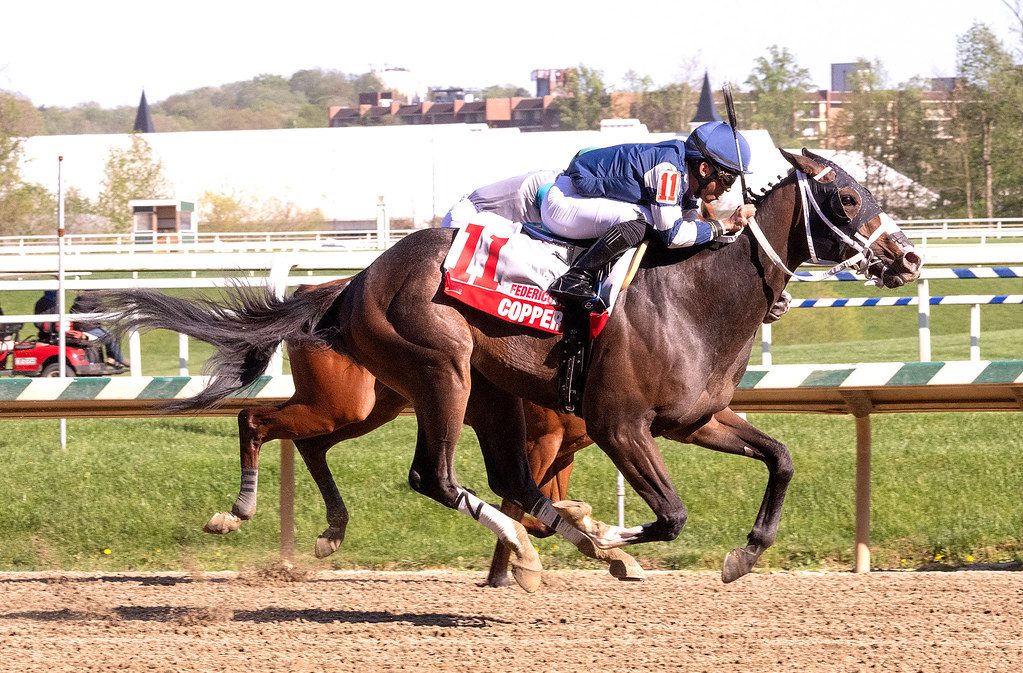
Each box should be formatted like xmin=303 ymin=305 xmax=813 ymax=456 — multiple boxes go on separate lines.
xmin=548 ymin=218 xmax=646 ymax=311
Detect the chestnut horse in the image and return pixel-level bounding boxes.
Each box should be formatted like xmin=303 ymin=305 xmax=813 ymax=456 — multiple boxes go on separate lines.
xmin=102 ymin=149 xmax=921 ymax=592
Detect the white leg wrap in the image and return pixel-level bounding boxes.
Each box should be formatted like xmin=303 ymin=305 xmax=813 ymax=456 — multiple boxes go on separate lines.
xmin=455 ymin=489 xmax=520 ymax=544
xmin=531 ymin=498 xmax=588 ymax=545
xmin=234 ymin=468 xmax=258 ymax=515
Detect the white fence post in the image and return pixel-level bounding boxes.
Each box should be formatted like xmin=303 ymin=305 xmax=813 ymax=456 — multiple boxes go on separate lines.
xmin=761 ymin=322 xmax=773 ymax=367
xmin=970 ymin=303 xmax=981 ymax=361
xmin=178 ymin=333 xmax=189 ymax=376
xmin=616 ymin=472 xmax=626 ymax=528
xmin=917 ymin=279 xmax=931 ymax=362
xmin=266 ymin=255 xmax=296 ymax=376
xmin=128 ymin=329 xmax=142 ymax=376
xmin=376 ymin=196 xmax=389 ymax=248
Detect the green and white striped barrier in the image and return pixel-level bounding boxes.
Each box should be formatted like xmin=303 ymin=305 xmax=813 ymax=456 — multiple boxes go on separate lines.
xmin=738 ymin=360 xmax=1023 ymax=389
xmin=0 ymin=374 xmax=294 ymax=403
xmin=731 ymin=360 xmax=1023 ymax=415
xmin=0 ymin=361 xmax=1020 ymax=419
xmin=0 ymin=375 xmax=295 ymax=419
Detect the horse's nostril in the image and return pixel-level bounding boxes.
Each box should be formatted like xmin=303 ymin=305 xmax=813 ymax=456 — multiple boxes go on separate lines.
xmin=903 ymin=251 xmax=922 ymax=272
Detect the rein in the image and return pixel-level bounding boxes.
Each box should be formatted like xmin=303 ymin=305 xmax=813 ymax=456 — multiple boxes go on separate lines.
xmin=744 ymin=168 xmax=900 ymax=285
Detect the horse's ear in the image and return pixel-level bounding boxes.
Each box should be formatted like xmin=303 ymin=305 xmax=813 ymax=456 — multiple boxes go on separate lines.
xmin=779 ymin=146 xmax=825 ymax=176
xmin=801 ymin=147 xmax=831 ymax=164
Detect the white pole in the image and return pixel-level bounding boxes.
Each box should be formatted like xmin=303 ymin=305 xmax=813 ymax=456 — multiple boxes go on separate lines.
xmin=178 ymin=332 xmax=189 ymax=375
xmin=266 ymin=257 xmax=294 ymax=376
xmin=279 ymin=439 xmax=296 ymax=560
xmin=128 ymin=329 xmax=142 ymax=376
xmin=376 ymin=196 xmax=387 ymax=249
xmin=917 ymin=279 xmax=931 ymax=362
xmin=57 ymin=156 xmax=67 ymax=450
xmin=970 ymin=303 xmax=981 ymax=361
xmin=616 ymin=471 xmax=625 ymax=528
xmin=761 ymin=322 xmax=773 ymax=367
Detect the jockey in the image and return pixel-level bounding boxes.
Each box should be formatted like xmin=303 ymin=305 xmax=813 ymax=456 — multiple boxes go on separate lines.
xmin=441 ymin=169 xmax=560 ymax=228
xmin=542 ymin=121 xmax=756 ymax=310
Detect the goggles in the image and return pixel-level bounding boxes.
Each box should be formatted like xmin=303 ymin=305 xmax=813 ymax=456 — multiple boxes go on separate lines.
xmin=711 ymin=164 xmax=738 ymax=188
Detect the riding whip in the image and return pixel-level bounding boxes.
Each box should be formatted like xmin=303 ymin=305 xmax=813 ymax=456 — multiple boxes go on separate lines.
xmin=721 ymin=84 xmax=751 ymax=205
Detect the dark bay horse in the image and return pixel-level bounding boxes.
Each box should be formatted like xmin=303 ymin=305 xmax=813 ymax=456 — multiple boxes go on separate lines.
xmin=102 ymin=149 xmax=921 ymax=592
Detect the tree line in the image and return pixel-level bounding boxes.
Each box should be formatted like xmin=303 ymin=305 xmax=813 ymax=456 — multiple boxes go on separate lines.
xmin=1 ymin=16 xmax=1021 ymax=234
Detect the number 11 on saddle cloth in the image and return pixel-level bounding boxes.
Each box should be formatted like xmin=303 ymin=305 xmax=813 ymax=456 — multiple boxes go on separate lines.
xmin=442 ymin=211 xmax=640 ymax=337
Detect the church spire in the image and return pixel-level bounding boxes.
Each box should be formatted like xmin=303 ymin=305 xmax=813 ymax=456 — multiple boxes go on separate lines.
xmin=689 ymin=71 xmax=723 ymax=127
xmin=133 ymin=90 xmax=155 ymax=133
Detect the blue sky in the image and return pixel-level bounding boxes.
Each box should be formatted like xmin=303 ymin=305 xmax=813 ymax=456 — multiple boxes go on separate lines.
xmin=1 ymin=0 xmax=1018 ymax=108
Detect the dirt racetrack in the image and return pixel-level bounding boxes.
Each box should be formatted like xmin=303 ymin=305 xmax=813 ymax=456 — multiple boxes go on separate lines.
xmin=0 ymin=567 xmax=1020 ymax=672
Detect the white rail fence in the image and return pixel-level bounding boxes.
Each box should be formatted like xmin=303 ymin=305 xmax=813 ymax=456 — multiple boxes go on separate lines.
xmin=1 ymin=216 xmax=1021 ymax=257
xmin=759 ymin=268 xmax=1023 ymax=366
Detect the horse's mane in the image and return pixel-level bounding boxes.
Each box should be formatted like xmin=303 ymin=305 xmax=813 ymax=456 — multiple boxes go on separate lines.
xmin=750 ymin=167 xmax=797 ymax=208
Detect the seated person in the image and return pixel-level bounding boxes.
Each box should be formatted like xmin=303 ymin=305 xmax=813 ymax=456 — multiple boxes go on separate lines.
xmin=33 ymin=290 xmax=59 ymax=340
xmin=71 ymin=291 xmax=128 ymax=366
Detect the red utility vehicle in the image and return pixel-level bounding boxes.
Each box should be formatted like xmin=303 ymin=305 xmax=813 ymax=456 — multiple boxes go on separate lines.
xmin=0 ymin=323 xmax=128 ymax=377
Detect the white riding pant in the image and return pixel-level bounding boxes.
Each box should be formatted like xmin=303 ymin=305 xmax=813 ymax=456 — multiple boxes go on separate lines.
xmin=440 ymin=196 xmax=479 ymax=228
xmin=540 ymin=174 xmax=652 ymax=240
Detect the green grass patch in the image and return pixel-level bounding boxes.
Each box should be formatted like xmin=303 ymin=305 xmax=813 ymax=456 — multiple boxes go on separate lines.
xmin=0 ymin=413 xmax=1019 ymax=573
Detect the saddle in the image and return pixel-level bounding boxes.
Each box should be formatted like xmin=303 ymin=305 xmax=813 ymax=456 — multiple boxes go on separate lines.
xmin=441 ymin=213 xmax=647 ymax=414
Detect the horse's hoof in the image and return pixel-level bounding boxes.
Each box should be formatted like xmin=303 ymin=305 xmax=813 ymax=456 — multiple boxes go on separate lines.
xmin=508 ymin=526 xmax=543 ymax=593
xmin=510 ymin=564 xmax=543 ymax=593
xmin=204 ymin=511 xmax=242 ymax=535
xmin=608 ymin=552 xmax=646 ymax=582
xmin=314 ymin=527 xmax=344 ymax=559
xmin=721 ymin=547 xmax=758 ymax=583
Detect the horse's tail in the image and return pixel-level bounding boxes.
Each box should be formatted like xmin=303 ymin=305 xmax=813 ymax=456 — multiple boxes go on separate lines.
xmin=99 ymin=281 xmax=347 ymax=412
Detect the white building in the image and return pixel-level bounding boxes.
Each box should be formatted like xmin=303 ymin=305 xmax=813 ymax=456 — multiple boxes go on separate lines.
xmin=19 ymin=124 xmax=932 ymax=227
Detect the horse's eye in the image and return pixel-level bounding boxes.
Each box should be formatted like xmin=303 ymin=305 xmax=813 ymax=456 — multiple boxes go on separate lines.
xmin=841 ymin=195 xmax=857 ymax=206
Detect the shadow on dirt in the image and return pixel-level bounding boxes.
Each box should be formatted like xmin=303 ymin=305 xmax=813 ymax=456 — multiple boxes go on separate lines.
xmin=0 ymin=575 xmax=216 ymax=586
xmin=914 ymin=561 xmax=1022 ymax=572
xmin=0 ymin=606 xmax=509 ymax=628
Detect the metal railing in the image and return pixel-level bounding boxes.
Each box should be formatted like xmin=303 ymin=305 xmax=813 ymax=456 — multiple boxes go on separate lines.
xmin=1 ymin=217 xmax=1021 ymax=256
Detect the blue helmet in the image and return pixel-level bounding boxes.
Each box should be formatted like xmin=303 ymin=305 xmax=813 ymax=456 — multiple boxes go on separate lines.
xmin=684 ymin=121 xmax=752 ymax=174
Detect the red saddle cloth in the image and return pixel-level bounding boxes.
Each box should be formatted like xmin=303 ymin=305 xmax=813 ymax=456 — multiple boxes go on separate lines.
xmin=442 ymin=213 xmax=568 ymax=334
xmin=442 ymin=213 xmax=639 ymax=339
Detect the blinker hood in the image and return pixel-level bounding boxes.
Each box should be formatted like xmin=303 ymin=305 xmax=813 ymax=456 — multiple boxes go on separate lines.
xmin=800 ymin=151 xmax=884 ymax=265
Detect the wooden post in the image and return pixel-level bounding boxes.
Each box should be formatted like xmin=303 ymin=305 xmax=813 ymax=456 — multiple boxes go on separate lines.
xmin=854 ymin=414 xmax=872 ymax=573
xmin=842 ymin=391 xmax=873 ymax=573
xmin=279 ymin=439 xmax=295 ymax=560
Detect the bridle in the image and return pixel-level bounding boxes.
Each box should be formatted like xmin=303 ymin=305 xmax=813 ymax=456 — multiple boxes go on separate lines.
xmin=745 ymin=167 xmax=912 ymax=285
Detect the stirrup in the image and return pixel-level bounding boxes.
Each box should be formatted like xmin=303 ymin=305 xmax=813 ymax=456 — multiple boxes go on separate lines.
xmin=581 ymin=295 xmax=608 ymax=313
xmin=549 ymin=270 xmax=599 ymax=311
xmin=551 ymin=290 xmax=604 ymax=314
